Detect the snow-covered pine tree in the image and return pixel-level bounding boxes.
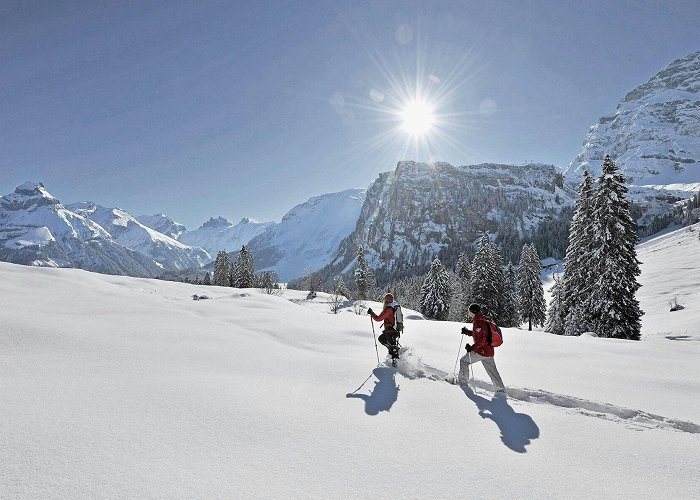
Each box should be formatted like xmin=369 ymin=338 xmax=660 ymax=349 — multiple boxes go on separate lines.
xmin=452 ymin=251 xmax=472 ymax=320
xmin=212 ymin=251 xmax=231 ymax=287
xmin=258 ymin=271 xmax=281 ymax=295
xmin=501 ymin=262 xmax=520 ymax=328
xmin=228 ymin=264 xmax=237 ymax=287
xmin=330 ymin=275 xmax=349 ymax=314
xmin=420 ymin=257 xmax=451 ymax=320
xmin=487 ymin=241 xmax=506 ymax=323
xmin=470 ymin=236 xmax=501 ymax=321
xmin=202 ymin=272 xmax=211 ymax=286
xmin=562 ymin=171 xmax=594 ymax=335
xmin=391 ymin=274 xmax=422 ymax=311
xmin=354 ymin=245 xmax=373 ymax=300
xmin=234 ymin=245 xmax=256 ymax=288
xmin=587 ymin=155 xmax=643 ymax=340
xmin=517 ymin=243 xmax=546 ymax=331
xmin=544 ymin=273 xmax=565 ymax=335
xmin=334 ymin=275 xmax=350 ymax=299
xmin=447 ymin=269 xmax=464 ymax=321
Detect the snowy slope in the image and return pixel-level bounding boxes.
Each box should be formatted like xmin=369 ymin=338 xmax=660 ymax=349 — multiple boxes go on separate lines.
xmin=1 ymin=261 xmax=698 ymax=498
xmin=567 ymin=51 xmax=700 ymax=184
xmin=637 ymin=221 xmax=700 ymax=338
xmin=136 ymin=213 xmax=187 ymax=240
xmin=178 ymin=216 xmax=275 ymax=257
xmin=67 ymin=202 xmax=210 ymax=270
xmin=247 ymin=188 xmax=366 ymax=281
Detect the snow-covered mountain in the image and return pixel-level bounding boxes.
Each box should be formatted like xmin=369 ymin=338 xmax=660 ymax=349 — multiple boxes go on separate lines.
xmin=136 ymin=213 xmax=187 ymax=240
xmin=178 ymin=216 xmax=275 ymax=257
xmin=567 ymin=50 xmax=700 ymax=184
xmin=0 ymin=182 xmax=161 ymax=276
xmin=246 ymin=188 xmax=366 ymax=281
xmin=67 ymin=202 xmax=210 ymax=271
xmin=319 ymin=161 xmax=574 ymax=284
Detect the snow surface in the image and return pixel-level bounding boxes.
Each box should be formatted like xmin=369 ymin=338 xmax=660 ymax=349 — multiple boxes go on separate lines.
xmin=637 ymin=221 xmax=700 ymax=338
xmin=3 ymin=226 xmax=55 ymax=249
xmin=1 ymin=250 xmax=699 ymax=497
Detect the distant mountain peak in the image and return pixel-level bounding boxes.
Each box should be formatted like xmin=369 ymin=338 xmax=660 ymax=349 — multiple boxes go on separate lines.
xmin=15 ymin=181 xmax=46 ymax=194
xmin=200 ymin=216 xmax=233 ymax=230
xmin=567 ymin=50 xmax=700 ymax=184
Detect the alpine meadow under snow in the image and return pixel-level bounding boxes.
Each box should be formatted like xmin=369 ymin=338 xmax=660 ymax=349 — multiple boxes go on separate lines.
xmin=1 ymin=222 xmax=699 ymax=498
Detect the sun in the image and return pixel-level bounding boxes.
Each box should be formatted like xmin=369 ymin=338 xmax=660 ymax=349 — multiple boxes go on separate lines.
xmin=400 ymin=99 xmax=436 ymax=137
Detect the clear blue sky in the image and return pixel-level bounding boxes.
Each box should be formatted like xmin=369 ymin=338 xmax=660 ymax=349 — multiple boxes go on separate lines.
xmin=1 ymin=0 xmax=699 ymax=229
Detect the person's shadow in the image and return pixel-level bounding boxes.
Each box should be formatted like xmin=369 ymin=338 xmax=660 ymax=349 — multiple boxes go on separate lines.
xmin=346 ymin=367 xmax=399 ymax=415
xmin=462 ymin=386 xmax=539 ymax=453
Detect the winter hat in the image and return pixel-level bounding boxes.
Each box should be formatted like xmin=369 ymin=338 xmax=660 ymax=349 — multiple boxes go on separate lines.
xmin=384 ymin=293 xmax=394 ymax=303
xmin=468 ymin=303 xmax=480 ymax=314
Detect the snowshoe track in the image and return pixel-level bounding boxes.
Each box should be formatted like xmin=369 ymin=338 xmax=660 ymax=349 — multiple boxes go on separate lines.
xmin=385 ymin=348 xmax=700 ymax=434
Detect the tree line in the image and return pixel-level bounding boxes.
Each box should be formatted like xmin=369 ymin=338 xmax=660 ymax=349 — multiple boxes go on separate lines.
xmin=351 ymin=238 xmax=546 ymax=330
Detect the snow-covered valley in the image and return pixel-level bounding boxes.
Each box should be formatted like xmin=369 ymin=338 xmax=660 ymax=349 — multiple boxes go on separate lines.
xmin=1 ymin=224 xmax=699 ymax=498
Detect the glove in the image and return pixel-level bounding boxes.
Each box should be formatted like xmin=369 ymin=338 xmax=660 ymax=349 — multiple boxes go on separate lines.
xmin=367 ymin=308 xmax=374 ymax=316
xmin=461 ymin=326 xmax=471 ymax=335
xmin=465 ymin=344 xmax=472 ymax=352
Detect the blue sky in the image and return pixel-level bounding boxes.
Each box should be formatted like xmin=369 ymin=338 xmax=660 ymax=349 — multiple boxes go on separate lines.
xmin=1 ymin=0 xmax=699 ymax=229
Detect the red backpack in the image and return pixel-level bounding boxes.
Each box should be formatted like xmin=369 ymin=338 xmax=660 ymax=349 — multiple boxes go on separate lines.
xmin=486 ymin=321 xmax=503 ymax=347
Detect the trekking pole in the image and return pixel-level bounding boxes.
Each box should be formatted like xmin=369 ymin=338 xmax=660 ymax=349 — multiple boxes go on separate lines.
xmin=453 ymin=332 xmax=464 ymax=381
xmin=370 ymin=317 xmax=380 ymax=365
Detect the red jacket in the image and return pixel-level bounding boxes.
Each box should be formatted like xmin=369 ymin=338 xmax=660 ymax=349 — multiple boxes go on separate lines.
xmin=467 ymin=312 xmax=494 ymax=357
xmin=371 ymin=306 xmax=396 ymax=332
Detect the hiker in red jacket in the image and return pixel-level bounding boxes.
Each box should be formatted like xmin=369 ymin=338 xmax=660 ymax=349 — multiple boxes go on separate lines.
xmin=459 ymin=303 xmax=506 ymax=393
xmin=368 ymin=293 xmax=400 ymax=360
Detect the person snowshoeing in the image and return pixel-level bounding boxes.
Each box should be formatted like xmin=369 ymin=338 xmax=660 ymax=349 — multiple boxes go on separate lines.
xmin=368 ymin=293 xmax=400 ymax=361
xmin=458 ymin=303 xmax=506 ymax=393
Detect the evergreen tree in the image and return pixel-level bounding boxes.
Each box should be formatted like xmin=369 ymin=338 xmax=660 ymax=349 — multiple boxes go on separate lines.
xmin=233 ymin=245 xmax=256 ymax=288
xmin=212 ymin=251 xmax=231 ymax=287
xmin=501 ymin=262 xmax=520 ymax=328
xmin=544 ymin=274 xmax=565 ymax=335
xmin=470 ymin=236 xmax=501 ymax=321
xmin=487 ymin=241 xmax=506 ymax=323
xmin=330 ymin=276 xmax=349 ymax=314
xmin=333 ymin=275 xmax=350 ymax=299
xmin=517 ymin=243 xmax=546 ymax=331
xmin=452 ymin=251 xmax=472 ymax=320
xmin=391 ymin=275 xmax=423 ymax=311
xmin=420 ymin=257 xmax=451 ymax=320
xmin=562 ymin=171 xmax=594 ymax=335
xmin=587 ymin=155 xmax=643 ymax=340
xmin=202 ymin=272 xmax=211 ymax=286
xmin=354 ymin=245 xmax=373 ymax=300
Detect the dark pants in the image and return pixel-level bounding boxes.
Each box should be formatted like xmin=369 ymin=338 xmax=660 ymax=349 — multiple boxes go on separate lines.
xmin=378 ymin=330 xmax=399 ymax=357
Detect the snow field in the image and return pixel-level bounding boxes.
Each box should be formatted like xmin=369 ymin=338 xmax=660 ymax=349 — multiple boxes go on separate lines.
xmin=1 ymin=259 xmax=699 ymax=498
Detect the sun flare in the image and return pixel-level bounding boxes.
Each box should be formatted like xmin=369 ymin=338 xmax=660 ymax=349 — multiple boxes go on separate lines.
xmin=400 ymin=100 xmax=436 ymax=136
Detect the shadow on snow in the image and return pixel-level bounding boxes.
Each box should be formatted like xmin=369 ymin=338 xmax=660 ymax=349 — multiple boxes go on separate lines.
xmin=461 ymin=386 xmax=540 ymax=453
xmin=346 ymin=367 xmax=399 ymax=416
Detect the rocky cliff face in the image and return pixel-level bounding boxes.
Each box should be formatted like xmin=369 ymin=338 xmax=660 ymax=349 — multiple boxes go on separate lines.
xmin=318 ymin=161 xmax=574 ymax=284
xmin=567 ymin=51 xmax=700 ymax=185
